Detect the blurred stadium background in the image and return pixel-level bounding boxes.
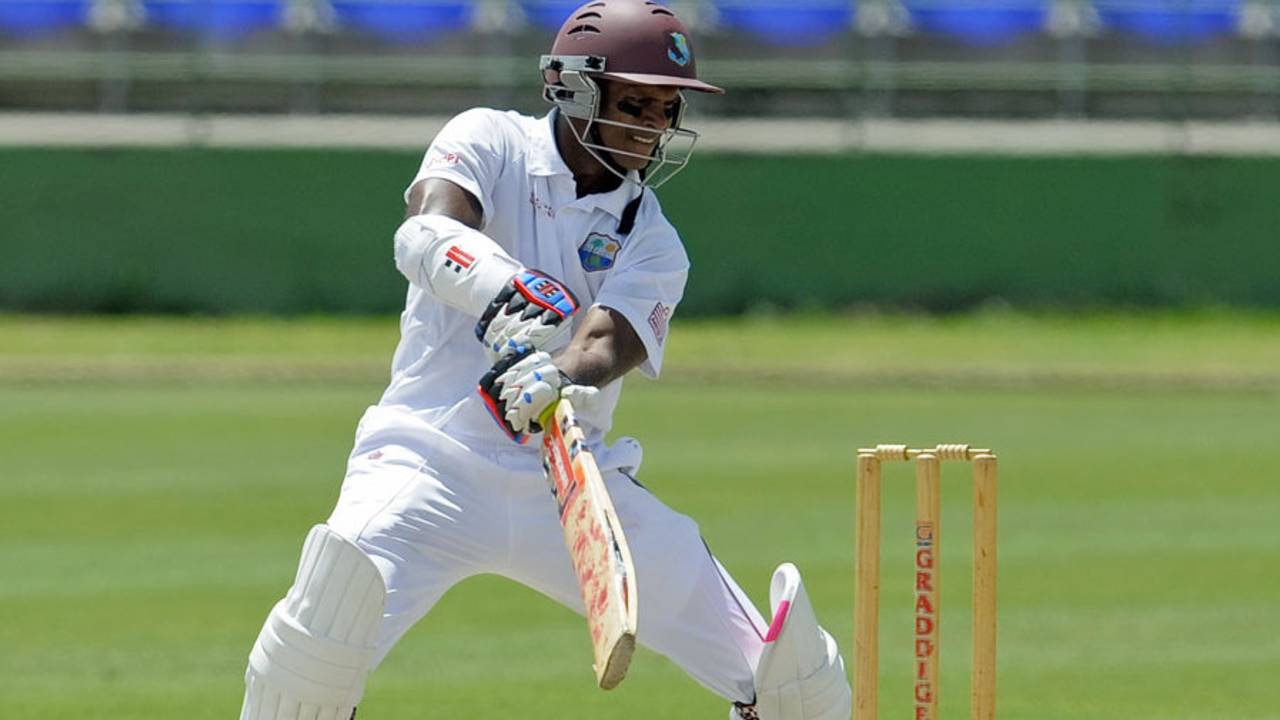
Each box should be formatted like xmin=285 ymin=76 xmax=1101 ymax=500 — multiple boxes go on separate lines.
xmin=1 ymin=0 xmax=1279 ymax=317
xmin=0 ymin=0 xmax=1278 ymax=119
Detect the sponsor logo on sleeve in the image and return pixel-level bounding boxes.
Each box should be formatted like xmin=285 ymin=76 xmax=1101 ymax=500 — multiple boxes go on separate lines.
xmin=578 ymin=232 xmax=622 ymax=272
xmin=444 ymin=245 xmax=475 ymax=273
xmin=426 ymin=152 xmax=460 ymax=169
xmin=648 ymin=302 xmax=671 ymax=345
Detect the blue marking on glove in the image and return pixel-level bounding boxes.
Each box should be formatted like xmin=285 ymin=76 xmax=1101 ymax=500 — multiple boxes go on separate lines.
xmin=513 ymin=270 xmax=577 ymax=319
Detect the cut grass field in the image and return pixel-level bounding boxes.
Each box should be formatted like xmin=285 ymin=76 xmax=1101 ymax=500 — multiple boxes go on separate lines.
xmin=2 ymin=313 xmax=1278 ymax=719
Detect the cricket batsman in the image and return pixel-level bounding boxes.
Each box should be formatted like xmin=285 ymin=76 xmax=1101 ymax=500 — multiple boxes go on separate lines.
xmin=239 ymin=2 xmax=851 ymax=718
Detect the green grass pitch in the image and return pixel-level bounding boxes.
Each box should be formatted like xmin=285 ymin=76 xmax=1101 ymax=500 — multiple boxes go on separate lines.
xmin=1 ymin=313 xmax=1278 ymax=718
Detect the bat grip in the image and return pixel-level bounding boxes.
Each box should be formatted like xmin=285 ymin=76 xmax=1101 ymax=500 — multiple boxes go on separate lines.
xmin=537 ymin=400 xmax=561 ymax=432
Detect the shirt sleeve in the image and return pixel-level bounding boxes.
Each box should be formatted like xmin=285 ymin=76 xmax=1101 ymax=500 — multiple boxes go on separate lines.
xmin=592 ymin=213 xmax=690 ymax=379
xmin=404 ymin=108 xmax=510 ymax=230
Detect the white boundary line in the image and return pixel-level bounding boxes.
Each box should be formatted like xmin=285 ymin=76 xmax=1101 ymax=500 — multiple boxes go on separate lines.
xmin=1 ymin=113 xmax=1279 ymax=155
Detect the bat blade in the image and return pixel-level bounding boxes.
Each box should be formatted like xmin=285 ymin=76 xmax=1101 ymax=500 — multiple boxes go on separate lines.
xmin=541 ymin=398 xmax=638 ymax=690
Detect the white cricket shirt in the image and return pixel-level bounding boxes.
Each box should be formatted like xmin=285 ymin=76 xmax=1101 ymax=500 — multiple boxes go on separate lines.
xmin=355 ymin=107 xmax=689 ymax=466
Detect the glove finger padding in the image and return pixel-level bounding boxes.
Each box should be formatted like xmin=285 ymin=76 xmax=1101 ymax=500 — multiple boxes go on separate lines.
xmin=560 ymin=384 xmax=601 ymax=408
xmin=477 ymin=350 xmax=569 ymax=442
xmin=504 ymin=378 xmax=560 ymax=428
xmin=558 ymin=384 xmax=608 ymax=423
xmin=476 ymin=270 xmax=578 ymax=362
xmin=478 ymin=351 xmax=532 ymax=442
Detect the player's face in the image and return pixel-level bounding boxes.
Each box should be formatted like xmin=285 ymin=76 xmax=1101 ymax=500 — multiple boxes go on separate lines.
xmin=596 ymin=81 xmax=681 ymax=171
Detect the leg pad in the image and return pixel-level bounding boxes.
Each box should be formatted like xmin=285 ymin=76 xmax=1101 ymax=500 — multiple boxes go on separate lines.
xmin=241 ymin=525 xmax=387 ymax=720
xmin=743 ymin=563 xmax=852 ymax=720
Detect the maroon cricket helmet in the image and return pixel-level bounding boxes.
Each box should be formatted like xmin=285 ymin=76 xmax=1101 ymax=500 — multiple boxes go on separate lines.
xmin=545 ymin=0 xmax=723 ymax=94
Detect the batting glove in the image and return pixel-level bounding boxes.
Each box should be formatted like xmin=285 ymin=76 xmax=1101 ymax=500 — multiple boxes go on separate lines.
xmin=477 ymin=351 xmax=601 ymax=443
xmin=475 ymin=270 xmax=578 ymax=363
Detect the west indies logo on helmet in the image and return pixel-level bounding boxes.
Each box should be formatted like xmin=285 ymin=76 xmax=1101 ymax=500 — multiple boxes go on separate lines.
xmin=539 ymin=0 xmax=724 ymax=189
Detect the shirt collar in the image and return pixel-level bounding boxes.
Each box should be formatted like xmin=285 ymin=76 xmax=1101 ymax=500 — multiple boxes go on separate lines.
xmin=527 ymin=109 xmax=573 ymax=178
xmin=528 ymin=109 xmax=641 ymax=220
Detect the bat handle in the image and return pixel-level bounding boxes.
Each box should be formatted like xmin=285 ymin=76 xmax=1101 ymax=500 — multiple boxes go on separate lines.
xmin=537 ymin=400 xmax=561 ymax=432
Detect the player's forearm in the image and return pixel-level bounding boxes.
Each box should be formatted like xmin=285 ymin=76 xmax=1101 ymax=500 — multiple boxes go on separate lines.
xmin=555 ymin=308 xmax=646 ymax=387
xmin=555 ymin=344 xmax=619 ymax=388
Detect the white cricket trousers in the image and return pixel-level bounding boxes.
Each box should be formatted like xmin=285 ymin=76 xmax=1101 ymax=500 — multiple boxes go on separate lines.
xmin=322 ymin=425 xmax=768 ymax=705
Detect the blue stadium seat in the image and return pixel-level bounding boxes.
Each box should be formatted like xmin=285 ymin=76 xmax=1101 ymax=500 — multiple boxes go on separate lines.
xmin=0 ymin=0 xmax=90 ymax=37
xmin=903 ymin=1 xmax=1050 ymax=45
xmin=714 ymin=1 xmax=855 ymax=46
xmin=141 ymin=0 xmax=285 ymax=40
xmin=331 ymin=0 xmax=472 ymax=42
xmin=519 ymin=0 xmax=589 ymax=31
xmin=1092 ymin=0 xmax=1242 ymax=44
xmin=520 ymin=0 xmax=674 ymax=32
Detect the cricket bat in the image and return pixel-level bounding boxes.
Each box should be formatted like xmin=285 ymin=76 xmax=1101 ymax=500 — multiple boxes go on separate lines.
xmin=539 ymin=398 xmax=638 ymax=690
